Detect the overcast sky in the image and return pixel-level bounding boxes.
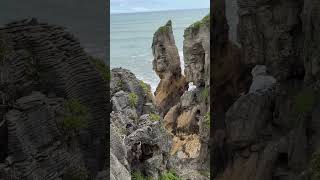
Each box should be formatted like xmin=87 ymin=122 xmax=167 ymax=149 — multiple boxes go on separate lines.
xmin=111 ymin=0 xmax=209 ymax=14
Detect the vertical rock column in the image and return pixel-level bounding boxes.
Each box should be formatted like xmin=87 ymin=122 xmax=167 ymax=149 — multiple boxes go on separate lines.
xmin=152 ymin=20 xmax=187 ymax=116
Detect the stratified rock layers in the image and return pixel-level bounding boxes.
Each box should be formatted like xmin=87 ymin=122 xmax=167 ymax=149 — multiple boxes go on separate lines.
xmin=212 ymin=0 xmax=320 ymax=180
xmin=0 ymin=19 xmax=108 ymax=179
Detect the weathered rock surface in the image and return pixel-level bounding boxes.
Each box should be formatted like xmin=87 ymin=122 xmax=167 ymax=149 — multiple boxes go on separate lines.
xmin=0 ymin=19 xmax=109 ymax=179
xmin=184 ymin=15 xmax=210 ymax=87
xmin=156 ymin=15 xmax=211 ymax=180
xmin=212 ymin=1 xmax=320 ymax=179
xmin=152 ymin=20 xmax=187 ymax=116
xmin=249 ymin=65 xmax=276 ymax=93
xmin=110 ymin=68 xmax=172 ymax=179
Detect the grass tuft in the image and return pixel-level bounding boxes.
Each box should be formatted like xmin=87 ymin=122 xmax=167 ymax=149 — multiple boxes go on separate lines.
xmin=129 ymin=92 xmax=138 ymax=108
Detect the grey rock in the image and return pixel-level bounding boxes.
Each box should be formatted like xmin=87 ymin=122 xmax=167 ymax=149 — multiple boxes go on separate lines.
xmin=111 ymin=68 xmax=153 ymax=116
xmin=249 ymin=65 xmax=276 ymax=93
xmin=5 ymin=92 xmax=85 ymax=179
xmin=110 ymin=152 xmax=131 ymax=180
xmin=226 ymin=92 xmax=274 ymax=148
xmin=184 ymin=15 xmax=210 ymax=87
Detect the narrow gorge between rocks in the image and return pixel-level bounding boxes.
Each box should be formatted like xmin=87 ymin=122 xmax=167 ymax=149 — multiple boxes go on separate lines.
xmin=110 ymin=15 xmax=210 ymax=180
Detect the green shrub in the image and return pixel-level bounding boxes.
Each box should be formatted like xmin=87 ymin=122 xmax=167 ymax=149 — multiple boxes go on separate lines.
xmin=63 ymin=165 xmax=88 ymax=180
xmin=158 ymin=26 xmax=170 ymax=33
xmin=128 ymin=92 xmax=138 ymax=108
xmin=310 ymin=152 xmax=320 ymax=180
xmin=140 ymin=80 xmax=151 ymax=95
xmin=160 ymin=170 xmax=181 ymax=180
xmin=149 ymin=113 xmax=161 ymax=121
xmin=200 ymin=88 xmax=209 ymax=101
xmin=189 ymin=14 xmax=210 ymax=30
xmin=24 ymin=50 xmax=40 ymax=81
xmin=293 ymin=87 xmax=316 ymax=114
xmin=132 ymin=171 xmax=152 ymax=180
xmin=203 ymin=112 xmax=210 ymax=128
xmin=0 ymin=33 xmax=10 ymax=58
xmin=90 ymin=56 xmax=110 ymax=82
xmin=59 ymin=99 xmax=88 ymax=134
xmin=117 ymin=79 xmax=125 ymax=89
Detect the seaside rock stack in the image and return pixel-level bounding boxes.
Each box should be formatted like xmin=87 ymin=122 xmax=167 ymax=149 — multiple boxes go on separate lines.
xmin=109 ymin=16 xmax=211 ymax=180
xmin=0 ymin=19 xmax=108 ymax=179
xmin=150 ymin=17 xmax=211 ymax=179
xmin=210 ymin=0 xmax=320 ymax=180
xmin=152 ymin=20 xmax=187 ymax=116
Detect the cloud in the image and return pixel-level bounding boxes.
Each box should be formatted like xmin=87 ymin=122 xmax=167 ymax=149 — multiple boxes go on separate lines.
xmin=131 ymin=7 xmax=151 ymax=12
xmin=110 ymin=0 xmax=209 ymax=14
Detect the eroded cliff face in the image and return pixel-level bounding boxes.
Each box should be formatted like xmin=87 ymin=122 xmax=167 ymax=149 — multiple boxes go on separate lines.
xmin=152 ymin=20 xmax=187 ymax=116
xmin=212 ymin=0 xmax=320 ymax=180
xmin=110 ymin=68 xmax=171 ymax=180
xmin=0 ymin=19 xmax=108 ymax=179
xmin=151 ymin=17 xmax=211 ymax=179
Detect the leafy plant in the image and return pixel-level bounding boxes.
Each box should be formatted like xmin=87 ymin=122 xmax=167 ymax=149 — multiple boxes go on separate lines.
xmin=90 ymin=56 xmax=110 ymax=82
xmin=59 ymin=99 xmax=88 ymax=135
xmin=132 ymin=171 xmax=152 ymax=180
xmin=200 ymin=88 xmax=209 ymax=101
xmin=293 ymin=87 xmax=316 ymax=114
xmin=117 ymin=79 xmax=125 ymax=89
xmin=203 ymin=112 xmax=210 ymax=128
xmin=310 ymin=152 xmax=320 ymax=180
xmin=0 ymin=33 xmax=10 ymax=59
xmin=128 ymin=92 xmax=138 ymax=108
xmin=189 ymin=14 xmax=210 ymax=30
xmin=160 ymin=170 xmax=181 ymax=180
xmin=63 ymin=165 xmax=88 ymax=180
xmin=24 ymin=50 xmax=40 ymax=81
xmin=149 ymin=113 xmax=161 ymax=121
xmin=140 ymin=80 xmax=152 ymax=95
xmin=158 ymin=26 xmax=170 ymax=33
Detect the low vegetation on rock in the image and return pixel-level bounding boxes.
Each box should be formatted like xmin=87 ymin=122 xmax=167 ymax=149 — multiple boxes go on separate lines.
xmin=58 ymin=98 xmax=88 ymax=135
xmin=129 ymin=92 xmax=138 ymax=108
xmin=140 ymin=80 xmax=152 ymax=95
xmin=310 ymin=151 xmax=320 ymax=180
xmin=0 ymin=33 xmax=10 ymax=59
xmin=62 ymin=165 xmax=88 ymax=180
xmin=132 ymin=171 xmax=152 ymax=180
xmin=200 ymin=88 xmax=209 ymax=101
xmin=160 ymin=170 xmax=181 ymax=180
xmin=188 ymin=13 xmax=210 ymax=31
xmin=90 ymin=56 xmax=110 ymax=83
xmin=203 ymin=112 xmax=210 ymax=127
xmin=149 ymin=113 xmax=161 ymax=121
xmin=294 ymin=87 xmax=317 ymax=114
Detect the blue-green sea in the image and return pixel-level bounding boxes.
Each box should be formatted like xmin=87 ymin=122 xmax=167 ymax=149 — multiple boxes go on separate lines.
xmin=111 ymin=8 xmax=209 ymax=92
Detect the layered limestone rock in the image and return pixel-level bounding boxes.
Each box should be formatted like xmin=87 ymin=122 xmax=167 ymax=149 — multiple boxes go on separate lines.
xmin=184 ymin=14 xmax=210 ymax=87
xmin=152 ymin=20 xmax=187 ymax=116
xmin=110 ymin=68 xmax=171 ymax=180
xmin=156 ymin=16 xmax=211 ymax=180
xmin=0 ymin=19 xmax=108 ymax=179
xmin=212 ymin=1 xmax=320 ymax=180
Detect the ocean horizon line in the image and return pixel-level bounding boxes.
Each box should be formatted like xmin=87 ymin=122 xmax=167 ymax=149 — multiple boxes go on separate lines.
xmin=111 ymin=8 xmax=209 ymax=15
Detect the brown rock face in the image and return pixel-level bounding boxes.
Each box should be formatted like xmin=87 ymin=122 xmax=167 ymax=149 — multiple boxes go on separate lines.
xmin=152 ymin=20 xmax=187 ymax=115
